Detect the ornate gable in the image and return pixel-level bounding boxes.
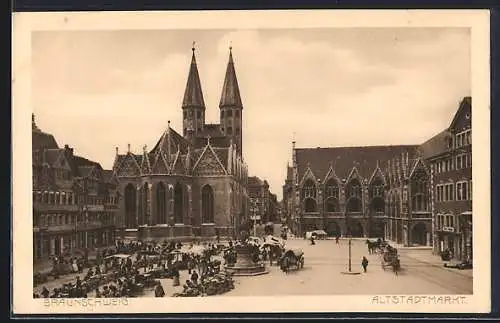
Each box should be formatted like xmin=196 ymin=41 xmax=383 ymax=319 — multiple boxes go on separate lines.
xmin=409 ymin=158 xmax=429 ymax=179
xmin=323 ymin=164 xmax=341 ymax=185
xmin=299 ymin=165 xmax=316 ymax=186
xmin=151 ymin=152 xmax=170 ymax=174
xmin=346 ymin=166 xmax=363 ymax=184
xmin=53 ymin=151 xmax=72 ymax=171
xmin=140 ymin=149 xmax=151 ymax=175
xmin=193 ymin=145 xmax=227 ymax=176
xmin=368 ymin=163 xmax=387 ymax=185
xmin=116 ymin=154 xmax=141 ymax=177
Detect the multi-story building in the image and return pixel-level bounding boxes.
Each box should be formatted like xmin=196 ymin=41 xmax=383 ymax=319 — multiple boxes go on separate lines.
xmin=111 ymin=46 xmax=248 ymax=241
xmin=248 ymin=176 xmax=270 ymax=225
xmin=282 ymin=96 xmax=471 ymax=250
xmin=283 ymin=143 xmax=432 ymax=246
xmin=420 ymin=97 xmax=472 ymax=261
xmin=32 ymin=114 xmax=120 ymax=262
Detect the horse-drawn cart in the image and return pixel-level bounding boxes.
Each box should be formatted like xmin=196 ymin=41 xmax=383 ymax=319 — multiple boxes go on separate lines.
xmin=278 ymin=249 xmax=305 ymax=271
xmin=380 ymin=247 xmax=401 ymax=273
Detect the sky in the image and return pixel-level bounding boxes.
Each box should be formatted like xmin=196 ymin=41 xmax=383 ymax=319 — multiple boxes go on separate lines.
xmin=32 ymin=28 xmax=471 ymax=200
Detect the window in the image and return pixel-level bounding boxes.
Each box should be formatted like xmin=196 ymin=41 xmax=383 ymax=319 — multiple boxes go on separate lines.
xmin=469 ymin=180 xmax=473 ymax=200
xmin=227 ymin=110 xmax=233 ymax=117
xmin=456 ymin=155 xmax=462 ymax=169
xmin=220 ymin=110 xmax=224 ymax=119
xmin=302 ymin=179 xmax=316 ymax=199
xmin=436 ymin=162 xmax=441 ymax=173
xmin=456 ymin=181 xmax=470 ymax=201
xmin=235 ymin=128 xmax=240 ymax=135
xmin=347 ymin=179 xmax=362 ymax=198
xmin=189 ymin=111 xmax=193 ymax=117
xmin=227 ymin=127 xmax=233 ymax=135
xmin=235 ymin=110 xmax=240 ymax=117
xmin=442 ymin=160 xmax=446 ymax=172
xmin=197 ymin=111 xmax=201 ymax=118
xmin=325 ymin=179 xmax=339 ymax=199
xmin=183 ymin=111 xmax=187 ymax=119
xmin=456 ymin=129 xmax=472 ymax=148
xmin=202 ymin=185 xmax=215 ymax=223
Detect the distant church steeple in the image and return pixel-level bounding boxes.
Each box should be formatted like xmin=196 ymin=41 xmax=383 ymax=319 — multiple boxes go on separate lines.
xmin=182 ymin=42 xmax=205 ymax=137
xmin=219 ymin=45 xmax=244 ymax=155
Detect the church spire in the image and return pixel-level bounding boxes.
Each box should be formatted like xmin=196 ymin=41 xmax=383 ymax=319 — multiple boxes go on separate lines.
xmin=182 ymin=43 xmax=205 ymax=109
xmin=219 ymin=46 xmax=243 ymax=108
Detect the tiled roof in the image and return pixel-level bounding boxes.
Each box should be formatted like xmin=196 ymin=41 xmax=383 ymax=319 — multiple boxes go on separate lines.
xmin=32 ymin=130 xmax=59 ymax=150
xmin=295 ymin=145 xmax=419 ymax=181
xmin=77 ymin=165 xmax=95 ymax=178
xmin=182 ymin=49 xmax=205 ymax=108
xmin=418 ymin=130 xmax=451 ymax=160
xmin=43 ymin=149 xmax=63 ymax=166
xmin=102 ymin=169 xmax=114 ymax=182
xmin=219 ymin=49 xmax=243 ymax=108
xmin=150 ymin=127 xmax=190 ymax=155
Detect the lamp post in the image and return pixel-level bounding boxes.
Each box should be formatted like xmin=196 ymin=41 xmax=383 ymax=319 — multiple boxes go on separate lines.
xmin=342 ymin=218 xmax=360 ymax=275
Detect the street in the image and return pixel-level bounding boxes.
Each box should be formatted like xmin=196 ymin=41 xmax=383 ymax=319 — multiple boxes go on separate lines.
xmin=223 ymin=238 xmax=473 ymax=296
xmin=35 ymin=238 xmax=472 ymax=297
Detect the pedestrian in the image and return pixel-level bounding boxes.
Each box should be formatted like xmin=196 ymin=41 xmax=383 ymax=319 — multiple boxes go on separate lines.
xmin=191 ymin=270 xmax=199 ymax=285
xmin=154 ymin=281 xmax=165 ymax=297
xmin=361 ymin=256 xmax=369 ymax=273
xmin=335 ymin=236 xmax=339 ymax=244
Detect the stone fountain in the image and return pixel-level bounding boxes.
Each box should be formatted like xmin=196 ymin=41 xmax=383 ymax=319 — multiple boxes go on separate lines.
xmin=224 ymin=231 xmax=268 ymax=276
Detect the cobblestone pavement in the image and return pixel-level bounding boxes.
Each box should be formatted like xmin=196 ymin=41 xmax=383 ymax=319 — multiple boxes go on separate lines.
xmin=222 ymin=239 xmax=473 ymax=296
xmin=34 ymin=238 xmax=473 ymax=297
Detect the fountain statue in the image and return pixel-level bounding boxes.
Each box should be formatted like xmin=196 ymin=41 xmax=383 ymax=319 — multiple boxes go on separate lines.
xmin=224 ymin=230 xmax=268 ymax=276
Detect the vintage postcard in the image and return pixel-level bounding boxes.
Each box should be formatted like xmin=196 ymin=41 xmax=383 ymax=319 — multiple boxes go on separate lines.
xmin=12 ymin=9 xmax=491 ymax=314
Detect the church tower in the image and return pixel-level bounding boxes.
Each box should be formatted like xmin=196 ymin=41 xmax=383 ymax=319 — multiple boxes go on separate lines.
xmin=219 ymin=46 xmax=244 ymax=155
xmin=182 ymin=44 xmax=206 ymax=137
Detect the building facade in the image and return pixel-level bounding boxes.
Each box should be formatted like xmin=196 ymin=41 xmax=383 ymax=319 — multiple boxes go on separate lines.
xmin=282 ymin=96 xmax=471 ymax=249
xmin=32 ymin=115 xmax=120 ymax=262
xmin=248 ymin=176 xmax=280 ymax=224
xmin=283 ymin=143 xmax=433 ymax=246
xmin=112 ymin=47 xmax=249 ymax=241
xmin=421 ymin=97 xmax=472 ymax=261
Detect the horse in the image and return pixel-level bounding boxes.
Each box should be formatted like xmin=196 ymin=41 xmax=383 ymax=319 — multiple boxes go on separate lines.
xmin=365 ymin=240 xmax=379 ymax=255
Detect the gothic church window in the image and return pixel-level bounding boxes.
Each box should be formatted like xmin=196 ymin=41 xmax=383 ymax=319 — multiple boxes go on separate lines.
xmin=124 ymin=184 xmax=137 ymax=229
xmin=174 ymin=183 xmax=184 ymax=224
xmin=202 ymin=185 xmax=215 ymax=223
xmin=156 ymin=182 xmax=167 ymax=224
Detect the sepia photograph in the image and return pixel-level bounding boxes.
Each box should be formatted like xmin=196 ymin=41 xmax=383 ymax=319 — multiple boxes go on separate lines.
xmin=12 ymin=10 xmax=491 ymax=314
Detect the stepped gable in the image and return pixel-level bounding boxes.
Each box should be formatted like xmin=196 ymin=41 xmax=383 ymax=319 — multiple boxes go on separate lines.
xmin=295 ymin=145 xmax=419 ymax=182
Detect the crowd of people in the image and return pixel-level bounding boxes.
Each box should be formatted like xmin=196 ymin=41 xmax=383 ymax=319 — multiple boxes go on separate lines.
xmin=33 ymin=239 xmax=230 ymax=299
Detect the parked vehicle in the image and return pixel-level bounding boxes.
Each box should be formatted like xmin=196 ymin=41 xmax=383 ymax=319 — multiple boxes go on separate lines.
xmin=278 ymin=249 xmax=305 ymax=271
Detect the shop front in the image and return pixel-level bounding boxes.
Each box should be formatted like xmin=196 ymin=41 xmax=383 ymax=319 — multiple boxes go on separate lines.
xmin=437 ymin=227 xmax=461 ymax=260
xmin=460 ymin=211 xmax=473 ymax=262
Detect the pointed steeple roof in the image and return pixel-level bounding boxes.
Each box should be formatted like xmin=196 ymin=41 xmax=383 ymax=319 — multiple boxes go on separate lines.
xmin=182 ymin=44 xmax=205 ymax=109
xmin=219 ymin=46 xmax=243 ymax=108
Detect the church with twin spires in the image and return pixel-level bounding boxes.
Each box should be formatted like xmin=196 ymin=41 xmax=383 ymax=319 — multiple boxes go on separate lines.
xmin=112 ymin=46 xmax=249 ymax=240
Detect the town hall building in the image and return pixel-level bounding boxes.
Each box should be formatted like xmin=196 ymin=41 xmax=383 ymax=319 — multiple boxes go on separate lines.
xmin=112 ymin=46 xmax=249 ymax=241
